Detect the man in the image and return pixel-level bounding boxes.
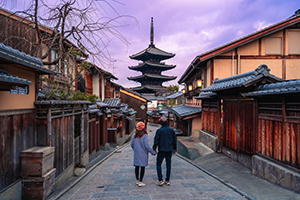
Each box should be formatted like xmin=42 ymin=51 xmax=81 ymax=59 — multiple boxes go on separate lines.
xmin=153 ymin=116 xmax=177 ymax=186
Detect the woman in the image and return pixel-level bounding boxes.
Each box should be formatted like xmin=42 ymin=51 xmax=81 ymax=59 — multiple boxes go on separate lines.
xmin=130 ymin=121 xmax=156 ymax=187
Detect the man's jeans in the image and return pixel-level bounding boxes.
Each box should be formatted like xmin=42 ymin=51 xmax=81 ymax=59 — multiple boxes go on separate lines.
xmin=156 ymin=151 xmax=172 ymax=181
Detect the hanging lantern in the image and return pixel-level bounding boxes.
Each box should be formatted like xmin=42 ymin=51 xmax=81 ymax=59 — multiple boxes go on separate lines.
xmin=188 ymin=85 xmax=193 ymax=91
xmin=197 ymin=79 xmax=202 ymax=87
xmin=182 ymin=89 xmax=186 ymax=94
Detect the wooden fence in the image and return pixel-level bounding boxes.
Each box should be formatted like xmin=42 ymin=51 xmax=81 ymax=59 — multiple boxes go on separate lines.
xmin=257 ymin=97 xmax=300 ymax=169
xmin=0 ymin=109 xmax=36 ymax=192
xmin=35 ymin=101 xmax=89 ymax=176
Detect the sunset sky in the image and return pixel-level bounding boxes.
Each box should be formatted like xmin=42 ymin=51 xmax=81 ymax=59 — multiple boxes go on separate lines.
xmin=3 ymin=0 xmax=300 ymax=89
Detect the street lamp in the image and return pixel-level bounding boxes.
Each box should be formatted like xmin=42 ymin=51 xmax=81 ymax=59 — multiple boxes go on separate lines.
xmin=157 ymin=103 xmax=163 ymax=111
xmin=188 ymin=85 xmax=193 ymax=91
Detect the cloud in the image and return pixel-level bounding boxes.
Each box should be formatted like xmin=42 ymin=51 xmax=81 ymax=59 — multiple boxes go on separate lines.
xmin=5 ymin=0 xmax=300 ymax=88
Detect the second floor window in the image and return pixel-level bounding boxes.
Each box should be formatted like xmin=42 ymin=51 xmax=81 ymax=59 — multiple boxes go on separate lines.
xmin=265 ymin=37 xmax=282 ymax=55
xmin=8 ymin=85 xmax=29 ymax=95
xmin=288 ymin=31 xmax=300 ymax=54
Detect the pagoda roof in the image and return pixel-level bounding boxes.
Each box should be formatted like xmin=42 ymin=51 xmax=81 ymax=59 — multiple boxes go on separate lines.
xmin=129 ymin=61 xmax=176 ymax=72
xmin=127 ymin=74 xmax=176 ymax=82
xmin=130 ymin=85 xmax=165 ymax=93
xmin=129 ymin=44 xmax=175 ymax=61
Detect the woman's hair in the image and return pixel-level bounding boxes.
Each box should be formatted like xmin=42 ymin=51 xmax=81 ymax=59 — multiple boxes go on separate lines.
xmin=134 ymin=129 xmax=147 ymax=138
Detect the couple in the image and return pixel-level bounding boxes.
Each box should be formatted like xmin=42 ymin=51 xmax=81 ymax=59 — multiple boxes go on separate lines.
xmin=130 ymin=116 xmax=177 ymax=187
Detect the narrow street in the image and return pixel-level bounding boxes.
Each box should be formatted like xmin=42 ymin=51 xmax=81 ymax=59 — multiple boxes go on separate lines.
xmin=58 ymin=124 xmax=246 ymax=200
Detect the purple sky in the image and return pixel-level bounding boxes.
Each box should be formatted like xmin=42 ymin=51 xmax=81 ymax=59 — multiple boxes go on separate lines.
xmin=4 ymin=0 xmax=300 ymax=89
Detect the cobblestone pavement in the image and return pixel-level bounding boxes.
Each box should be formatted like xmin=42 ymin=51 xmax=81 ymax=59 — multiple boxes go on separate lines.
xmin=59 ymin=125 xmax=246 ymax=200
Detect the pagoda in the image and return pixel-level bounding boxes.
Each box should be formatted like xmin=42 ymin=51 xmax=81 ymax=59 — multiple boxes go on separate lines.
xmin=128 ymin=17 xmax=176 ymax=94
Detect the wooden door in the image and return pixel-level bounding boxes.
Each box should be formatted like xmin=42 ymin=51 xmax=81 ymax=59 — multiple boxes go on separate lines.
xmin=223 ymin=99 xmax=255 ymax=154
xmin=85 ymin=74 xmax=93 ymax=95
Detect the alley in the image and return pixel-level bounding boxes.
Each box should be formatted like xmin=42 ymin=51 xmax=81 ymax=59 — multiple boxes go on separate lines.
xmin=58 ymin=124 xmax=245 ymax=200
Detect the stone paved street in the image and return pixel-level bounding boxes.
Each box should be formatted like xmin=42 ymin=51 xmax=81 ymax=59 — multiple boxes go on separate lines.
xmin=59 ymin=125 xmax=246 ymax=200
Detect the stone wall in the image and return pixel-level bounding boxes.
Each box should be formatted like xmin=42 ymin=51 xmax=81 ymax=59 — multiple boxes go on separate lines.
xmin=199 ymin=130 xmax=218 ymax=152
xmin=252 ymin=155 xmax=300 ymax=193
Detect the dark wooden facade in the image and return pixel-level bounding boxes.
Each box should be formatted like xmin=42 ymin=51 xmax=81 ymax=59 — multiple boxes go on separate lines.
xmin=223 ymin=99 xmax=256 ymax=155
xmin=35 ymin=101 xmax=89 ymax=176
xmin=88 ymin=113 xmax=100 ymax=154
xmin=0 ymin=109 xmax=35 ymax=192
xmin=201 ymin=99 xmax=221 ymax=146
xmin=120 ymin=89 xmax=148 ymax=122
xmin=257 ymin=95 xmax=300 ymax=169
xmin=175 ymin=115 xmax=189 ymax=136
xmin=0 ymin=10 xmax=39 ymax=57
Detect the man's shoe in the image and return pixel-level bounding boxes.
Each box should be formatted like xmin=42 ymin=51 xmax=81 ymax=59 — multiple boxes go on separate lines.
xmin=136 ymin=180 xmax=140 ymax=185
xmin=165 ymin=181 xmax=170 ymax=186
xmin=138 ymin=182 xmax=146 ymax=187
xmin=156 ymin=181 xmax=164 ymax=186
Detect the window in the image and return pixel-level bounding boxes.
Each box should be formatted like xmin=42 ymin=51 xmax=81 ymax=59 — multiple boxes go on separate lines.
xmin=64 ymin=59 xmax=68 ymax=75
xmin=288 ymin=31 xmax=300 ymax=54
xmin=8 ymin=86 xmax=29 ymax=95
xmin=50 ymin=50 xmax=56 ymax=71
xmin=265 ymin=37 xmax=282 ymax=55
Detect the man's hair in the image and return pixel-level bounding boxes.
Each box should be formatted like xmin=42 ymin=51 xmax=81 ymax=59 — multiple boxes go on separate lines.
xmin=159 ymin=116 xmax=168 ymax=125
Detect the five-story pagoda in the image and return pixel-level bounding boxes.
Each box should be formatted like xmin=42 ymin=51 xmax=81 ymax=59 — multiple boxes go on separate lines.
xmin=128 ymin=17 xmax=176 ymax=94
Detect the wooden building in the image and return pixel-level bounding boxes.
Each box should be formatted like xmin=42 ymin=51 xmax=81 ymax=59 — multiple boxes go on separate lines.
xmin=120 ymin=88 xmax=150 ymax=123
xmin=128 ymin=18 xmax=176 ymax=94
xmin=171 ymin=105 xmax=202 ymax=137
xmin=198 ymin=64 xmax=281 ymax=166
xmin=179 ymin=11 xmax=300 ymax=102
xmin=0 ymin=43 xmax=54 ymax=193
xmin=84 ymin=63 xmax=120 ymax=100
xmin=198 ymin=65 xmax=300 ymax=192
xmin=177 ymin=11 xmax=300 ymax=138
xmin=0 ymin=8 xmax=86 ymax=93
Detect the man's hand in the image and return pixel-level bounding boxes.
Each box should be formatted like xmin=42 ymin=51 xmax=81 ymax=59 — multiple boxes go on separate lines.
xmin=172 ymin=149 xmax=176 ymax=155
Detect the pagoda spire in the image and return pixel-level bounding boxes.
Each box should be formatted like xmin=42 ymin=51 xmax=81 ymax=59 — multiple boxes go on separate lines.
xmin=150 ymin=17 xmax=154 ymax=46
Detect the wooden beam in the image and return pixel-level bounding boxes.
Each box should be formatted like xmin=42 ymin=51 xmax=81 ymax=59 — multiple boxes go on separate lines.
xmin=210 ymin=60 xmax=214 ymax=85
xmin=282 ymin=29 xmax=286 ymax=80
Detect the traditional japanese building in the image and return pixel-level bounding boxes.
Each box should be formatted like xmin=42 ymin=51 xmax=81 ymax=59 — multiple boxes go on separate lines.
xmin=128 ymin=17 xmax=177 ymax=94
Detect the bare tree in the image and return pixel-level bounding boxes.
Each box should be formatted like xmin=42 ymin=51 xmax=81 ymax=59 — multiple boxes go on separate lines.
xmin=0 ymin=0 xmax=136 ymax=96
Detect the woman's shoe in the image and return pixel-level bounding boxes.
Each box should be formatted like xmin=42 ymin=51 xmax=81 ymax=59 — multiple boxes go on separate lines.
xmin=164 ymin=181 xmax=170 ymax=186
xmin=136 ymin=180 xmax=140 ymax=185
xmin=138 ymin=182 xmax=146 ymax=187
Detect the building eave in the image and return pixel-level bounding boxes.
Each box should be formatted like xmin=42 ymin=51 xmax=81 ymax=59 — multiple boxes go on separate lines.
xmin=179 ymin=15 xmax=300 ymax=84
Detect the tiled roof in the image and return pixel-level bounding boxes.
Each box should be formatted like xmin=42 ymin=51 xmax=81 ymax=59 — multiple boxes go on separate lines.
xmin=130 ymin=44 xmax=175 ymax=61
xmin=121 ymin=88 xmax=151 ymax=102
xmin=89 ymin=104 xmax=101 ymax=114
xmin=179 ymin=14 xmax=300 ymax=83
xmin=196 ymin=91 xmax=217 ymax=99
xmin=130 ymin=85 xmax=165 ymax=93
xmin=96 ymin=100 xmax=109 ymax=107
xmin=166 ymin=91 xmax=183 ymax=99
xmin=0 ymin=43 xmax=55 ymax=74
xmin=129 ymin=62 xmax=176 ymax=72
xmin=171 ymin=104 xmax=202 ymax=118
xmin=128 ymin=74 xmax=176 ymax=81
xmin=34 ymin=100 xmax=90 ymax=105
xmin=243 ymin=79 xmax=300 ymax=97
xmin=0 ymin=69 xmax=31 ymax=85
xmin=201 ymin=65 xmax=281 ymax=92
xmin=92 ymin=64 xmax=118 ymax=80
xmin=103 ymin=98 xmax=121 ymax=108
xmin=141 ymin=93 xmax=158 ymax=100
